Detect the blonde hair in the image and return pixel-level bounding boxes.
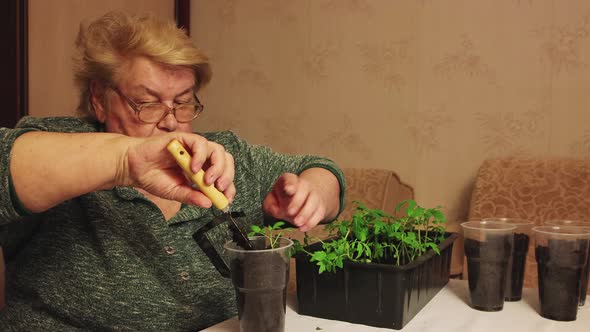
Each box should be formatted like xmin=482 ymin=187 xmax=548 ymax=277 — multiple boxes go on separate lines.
xmin=73 ymin=11 xmax=212 ymax=121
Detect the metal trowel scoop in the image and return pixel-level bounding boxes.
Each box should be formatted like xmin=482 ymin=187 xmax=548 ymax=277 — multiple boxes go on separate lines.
xmin=166 ymin=139 xmax=254 ymax=250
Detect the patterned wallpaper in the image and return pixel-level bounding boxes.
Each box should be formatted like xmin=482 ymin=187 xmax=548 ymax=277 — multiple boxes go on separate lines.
xmin=28 ymin=0 xmax=174 ymax=119
xmin=191 ymin=0 xmax=590 ymax=232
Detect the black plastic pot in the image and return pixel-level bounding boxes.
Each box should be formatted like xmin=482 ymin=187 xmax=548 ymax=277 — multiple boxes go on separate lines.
xmin=295 ymin=232 xmax=458 ymax=330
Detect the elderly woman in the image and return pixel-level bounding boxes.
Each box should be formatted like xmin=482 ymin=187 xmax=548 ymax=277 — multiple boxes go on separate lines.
xmin=0 ymin=11 xmax=344 ymax=331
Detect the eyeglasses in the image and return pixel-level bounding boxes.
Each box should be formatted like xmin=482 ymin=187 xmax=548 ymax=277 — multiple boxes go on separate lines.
xmin=110 ymin=86 xmax=204 ymax=124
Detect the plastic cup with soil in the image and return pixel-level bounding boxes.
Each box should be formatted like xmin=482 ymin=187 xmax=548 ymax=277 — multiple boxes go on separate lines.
xmin=224 ymin=236 xmax=293 ymax=332
xmin=483 ymin=218 xmax=534 ymax=302
xmin=545 ymin=220 xmax=590 ymax=306
xmin=534 ymin=226 xmax=590 ymax=321
xmin=461 ymin=221 xmax=515 ymax=312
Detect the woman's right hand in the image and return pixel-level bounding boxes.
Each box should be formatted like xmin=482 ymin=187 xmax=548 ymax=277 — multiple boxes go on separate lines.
xmin=123 ymin=132 xmax=236 ymax=208
xmin=10 ymin=131 xmax=234 ymax=213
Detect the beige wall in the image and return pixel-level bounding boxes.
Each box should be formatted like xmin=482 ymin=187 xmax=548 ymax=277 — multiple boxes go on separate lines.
xmin=190 ymin=0 xmax=590 ymax=232
xmin=27 ymin=1 xmax=590 ymax=234
xmin=28 ymin=0 xmax=174 ymax=117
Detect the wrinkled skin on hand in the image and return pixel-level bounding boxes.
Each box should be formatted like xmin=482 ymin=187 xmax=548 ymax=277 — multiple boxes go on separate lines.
xmin=125 ymin=132 xmax=235 ymax=208
xmin=263 ymin=173 xmax=328 ymax=232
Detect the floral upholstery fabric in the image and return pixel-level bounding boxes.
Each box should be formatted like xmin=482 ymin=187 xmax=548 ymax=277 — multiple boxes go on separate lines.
xmin=339 ymin=168 xmax=414 ymax=221
xmin=467 ymin=158 xmax=590 ymax=291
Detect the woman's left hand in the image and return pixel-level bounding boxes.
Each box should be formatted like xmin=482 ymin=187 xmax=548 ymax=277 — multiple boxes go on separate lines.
xmin=262 ymin=169 xmax=340 ymax=232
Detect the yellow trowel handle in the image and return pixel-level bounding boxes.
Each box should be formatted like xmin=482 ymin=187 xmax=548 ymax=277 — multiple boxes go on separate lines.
xmin=166 ymin=139 xmax=230 ymax=211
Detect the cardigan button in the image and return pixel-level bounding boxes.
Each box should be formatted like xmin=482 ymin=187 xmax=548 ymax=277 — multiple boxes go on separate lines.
xmin=164 ymin=245 xmax=176 ymax=255
xmin=180 ymin=271 xmax=190 ymax=281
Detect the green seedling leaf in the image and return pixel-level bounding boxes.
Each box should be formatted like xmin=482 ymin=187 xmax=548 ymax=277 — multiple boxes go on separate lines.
xmin=289 ymin=199 xmax=448 ymax=273
xmin=248 ymin=221 xmax=288 ymax=249
xmin=272 ymin=221 xmax=285 ymax=230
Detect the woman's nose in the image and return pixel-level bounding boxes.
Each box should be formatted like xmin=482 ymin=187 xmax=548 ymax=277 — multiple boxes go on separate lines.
xmin=156 ymin=111 xmax=178 ymax=132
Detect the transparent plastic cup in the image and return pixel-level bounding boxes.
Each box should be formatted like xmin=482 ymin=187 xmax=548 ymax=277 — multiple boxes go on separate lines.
xmin=461 ymin=221 xmax=516 ymax=311
xmin=544 ymin=220 xmax=590 ymax=307
xmin=224 ymin=236 xmax=293 ymax=332
xmin=483 ymin=218 xmax=534 ymax=301
xmin=533 ymin=226 xmax=590 ymax=321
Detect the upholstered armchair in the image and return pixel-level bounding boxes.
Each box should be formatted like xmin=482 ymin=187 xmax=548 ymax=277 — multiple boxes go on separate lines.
xmin=338 ymin=168 xmax=414 ymax=220
xmin=466 ymin=158 xmax=590 ymax=291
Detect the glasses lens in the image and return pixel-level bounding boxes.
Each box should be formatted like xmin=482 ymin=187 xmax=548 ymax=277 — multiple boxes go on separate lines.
xmin=137 ymin=103 xmax=202 ymax=123
xmin=175 ymin=104 xmax=199 ymax=122
xmin=138 ymin=104 xmax=168 ymax=123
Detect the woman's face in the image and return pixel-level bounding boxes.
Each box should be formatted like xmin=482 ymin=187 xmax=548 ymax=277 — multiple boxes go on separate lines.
xmin=93 ymin=56 xmax=197 ymax=137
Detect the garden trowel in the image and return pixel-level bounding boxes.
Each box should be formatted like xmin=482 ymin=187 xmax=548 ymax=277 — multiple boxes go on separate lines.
xmin=166 ymin=139 xmax=254 ymax=250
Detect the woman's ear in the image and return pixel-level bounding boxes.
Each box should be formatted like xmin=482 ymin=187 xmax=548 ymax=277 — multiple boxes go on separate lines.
xmin=90 ymin=80 xmax=108 ymax=123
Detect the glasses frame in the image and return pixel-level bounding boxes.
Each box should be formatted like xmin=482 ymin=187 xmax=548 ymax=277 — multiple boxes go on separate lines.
xmin=110 ymin=86 xmax=204 ymax=124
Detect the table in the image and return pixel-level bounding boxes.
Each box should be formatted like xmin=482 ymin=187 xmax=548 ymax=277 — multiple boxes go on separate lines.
xmin=203 ymin=279 xmax=589 ymax=331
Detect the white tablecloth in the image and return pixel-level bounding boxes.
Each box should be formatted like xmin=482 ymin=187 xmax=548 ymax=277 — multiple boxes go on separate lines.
xmin=203 ymin=279 xmax=589 ymax=331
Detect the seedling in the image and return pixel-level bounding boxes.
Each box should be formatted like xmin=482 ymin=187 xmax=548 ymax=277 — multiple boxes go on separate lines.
xmin=248 ymin=221 xmax=288 ymax=249
xmin=294 ymin=199 xmax=447 ymax=273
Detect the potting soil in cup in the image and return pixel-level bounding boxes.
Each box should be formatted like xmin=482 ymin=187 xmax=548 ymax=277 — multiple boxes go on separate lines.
xmin=536 ymin=238 xmax=589 ymax=321
xmin=580 ymin=247 xmax=590 ymax=306
xmin=464 ymin=235 xmax=512 ymax=311
xmin=505 ymin=232 xmax=529 ymax=301
xmin=230 ymin=252 xmax=289 ymax=332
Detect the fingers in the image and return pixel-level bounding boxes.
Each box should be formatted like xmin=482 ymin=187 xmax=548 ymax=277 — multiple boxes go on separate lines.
xmin=205 ymin=142 xmax=236 ymax=203
xmin=168 ymin=183 xmax=213 ymax=208
xmin=263 ymin=173 xmax=328 ymax=232
xmin=175 ymin=134 xmax=209 ymax=174
xmin=262 ymin=174 xmax=296 ymax=219
xmin=283 ymin=176 xmax=306 ymax=217
xmin=262 ymin=190 xmax=281 ymax=218
xmin=174 ymin=133 xmax=236 ymax=203
xmin=294 ymin=193 xmax=326 ymax=232
xmin=127 ymin=133 xmax=236 ymax=207
xmin=202 ymin=142 xmax=225 ymax=184
xmin=210 ymin=147 xmax=235 ymax=189
xmin=223 ymin=183 xmax=237 ymax=203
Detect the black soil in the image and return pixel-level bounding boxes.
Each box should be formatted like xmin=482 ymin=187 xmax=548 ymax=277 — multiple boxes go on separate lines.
xmin=580 ymin=251 xmax=590 ymax=306
xmin=230 ymin=251 xmax=289 ymax=332
xmin=536 ymin=239 xmax=589 ymax=321
xmin=464 ymin=235 xmax=512 ymax=311
xmin=505 ymin=233 xmax=530 ymax=301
